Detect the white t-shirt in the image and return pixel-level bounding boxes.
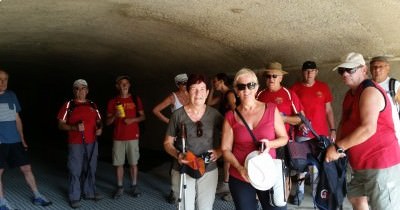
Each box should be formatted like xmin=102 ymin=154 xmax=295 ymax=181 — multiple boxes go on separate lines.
xmin=379 ymin=77 xmax=400 ymax=143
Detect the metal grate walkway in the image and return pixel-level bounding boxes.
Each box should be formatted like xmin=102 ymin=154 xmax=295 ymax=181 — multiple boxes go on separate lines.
xmin=2 ymin=149 xmax=351 ymax=210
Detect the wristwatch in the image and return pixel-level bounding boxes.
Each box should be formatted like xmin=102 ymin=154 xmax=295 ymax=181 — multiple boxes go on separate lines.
xmin=333 ymin=143 xmax=345 ymax=154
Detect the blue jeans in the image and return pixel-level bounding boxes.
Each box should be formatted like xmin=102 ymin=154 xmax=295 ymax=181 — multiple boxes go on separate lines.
xmin=229 ymin=176 xmax=287 ymax=210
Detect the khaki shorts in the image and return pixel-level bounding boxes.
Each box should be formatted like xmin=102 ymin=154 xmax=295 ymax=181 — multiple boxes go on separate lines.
xmin=348 ymin=163 xmax=400 ymax=210
xmin=112 ymin=140 xmax=139 ymax=166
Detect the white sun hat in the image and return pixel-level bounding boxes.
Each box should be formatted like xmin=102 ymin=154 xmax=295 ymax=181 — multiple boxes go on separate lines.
xmin=332 ymin=52 xmax=366 ymax=71
xmin=245 ymin=150 xmax=277 ymax=191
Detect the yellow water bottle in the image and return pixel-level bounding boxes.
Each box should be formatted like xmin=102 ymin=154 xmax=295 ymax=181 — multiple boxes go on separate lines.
xmin=116 ymin=102 xmax=126 ymax=118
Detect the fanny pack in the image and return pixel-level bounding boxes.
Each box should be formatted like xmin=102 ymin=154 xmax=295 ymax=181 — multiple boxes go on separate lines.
xmin=180 ymin=150 xmax=207 ymax=179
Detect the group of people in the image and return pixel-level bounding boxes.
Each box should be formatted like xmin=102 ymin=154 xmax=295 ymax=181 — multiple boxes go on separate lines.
xmin=56 ymin=75 xmax=145 ymax=208
xmin=1 ymin=51 xmax=400 ymax=210
xmin=160 ymin=52 xmax=400 ymax=210
xmin=0 ymin=70 xmax=145 ymax=209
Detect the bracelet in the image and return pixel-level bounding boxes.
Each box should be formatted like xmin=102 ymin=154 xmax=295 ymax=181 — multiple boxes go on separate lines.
xmin=330 ymin=128 xmax=336 ymax=131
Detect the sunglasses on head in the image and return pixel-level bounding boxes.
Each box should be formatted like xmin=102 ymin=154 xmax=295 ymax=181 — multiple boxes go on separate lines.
xmin=196 ymin=121 xmax=203 ymax=137
xmin=337 ymin=66 xmax=359 ymax=76
xmin=265 ymin=74 xmax=280 ymax=79
xmin=236 ymin=82 xmax=257 ymax=91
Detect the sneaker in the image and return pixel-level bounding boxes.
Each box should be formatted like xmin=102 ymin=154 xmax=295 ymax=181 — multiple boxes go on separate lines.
xmin=131 ymin=185 xmax=142 ymax=198
xmin=166 ymin=190 xmax=176 ymax=204
xmin=83 ymin=193 xmax=104 ymax=201
xmin=113 ymin=187 xmax=124 ymax=199
xmin=32 ymin=196 xmax=52 ymax=207
xmin=222 ymin=193 xmax=233 ymax=201
xmin=0 ymin=200 xmax=14 ymax=210
xmin=70 ymin=200 xmax=81 ymax=209
xmin=216 ymin=182 xmax=230 ymax=194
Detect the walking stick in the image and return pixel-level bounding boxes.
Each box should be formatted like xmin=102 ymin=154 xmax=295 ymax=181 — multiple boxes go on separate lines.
xmin=178 ymin=123 xmax=187 ymax=210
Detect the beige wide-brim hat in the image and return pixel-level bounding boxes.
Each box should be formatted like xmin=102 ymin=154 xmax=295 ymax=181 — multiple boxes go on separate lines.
xmin=264 ymin=62 xmax=288 ymax=75
xmin=245 ymin=151 xmax=277 ymax=191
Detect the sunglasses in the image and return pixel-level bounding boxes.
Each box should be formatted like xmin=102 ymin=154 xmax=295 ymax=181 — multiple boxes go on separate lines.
xmin=265 ymin=74 xmax=280 ymax=79
xmin=196 ymin=121 xmax=203 ymax=137
xmin=236 ymin=82 xmax=257 ymax=91
xmin=337 ymin=66 xmax=359 ymax=75
xmin=177 ymin=82 xmax=187 ymax=86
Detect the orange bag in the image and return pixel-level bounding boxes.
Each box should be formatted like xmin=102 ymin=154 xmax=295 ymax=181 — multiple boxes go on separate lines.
xmin=181 ymin=150 xmax=206 ymax=179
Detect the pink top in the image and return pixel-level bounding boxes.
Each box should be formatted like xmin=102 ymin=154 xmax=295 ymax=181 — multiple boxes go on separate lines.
xmin=226 ymin=102 xmax=277 ymax=182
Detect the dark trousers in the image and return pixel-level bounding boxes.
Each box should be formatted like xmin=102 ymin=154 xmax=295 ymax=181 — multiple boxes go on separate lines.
xmin=68 ymin=142 xmax=98 ymax=201
xmin=229 ymin=176 xmax=287 ymax=210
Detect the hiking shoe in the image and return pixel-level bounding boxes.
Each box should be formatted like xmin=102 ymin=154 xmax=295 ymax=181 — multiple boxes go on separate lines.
xmin=70 ymin=200 xmax=81 ymax=209
xmin=84 ymin=193 xmax=104 ymax=201
xmin=113 ymin=187 xmax=124 ymax=199
xmin=166 ymin=190 xmax=176 ymax=204
xmin=131 ymin=185 xmax=142 ymax=197
xmin=216 ymin=182 xmax=230 ymax=194
xmin=222 ymin=193 xmax=233 ymax=201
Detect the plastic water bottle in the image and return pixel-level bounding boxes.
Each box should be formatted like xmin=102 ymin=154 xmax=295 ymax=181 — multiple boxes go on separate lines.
xmin=116 ymin=102 xmax=126 ymax=118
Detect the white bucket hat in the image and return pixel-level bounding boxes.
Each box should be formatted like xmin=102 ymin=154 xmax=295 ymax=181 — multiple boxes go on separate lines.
xmin=245 ymin=151 xmax=277 ymax=191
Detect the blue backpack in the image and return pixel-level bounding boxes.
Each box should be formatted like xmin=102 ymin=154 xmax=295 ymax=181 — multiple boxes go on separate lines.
xmin=313 ymin=154 xmax=347 ymax=210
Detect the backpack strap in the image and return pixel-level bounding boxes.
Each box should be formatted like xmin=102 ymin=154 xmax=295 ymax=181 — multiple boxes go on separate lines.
xmin=389 ymin=78 xmax=396 ymax=99
xmin=65 ymin=99 xmax=100 ymax=121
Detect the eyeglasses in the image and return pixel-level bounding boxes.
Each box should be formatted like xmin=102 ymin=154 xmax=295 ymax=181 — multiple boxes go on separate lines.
xmin=236 ymin=82 xmax=257 ymax=91
xmin=337 ymin=66 xmax=360 ymax=75
xmin=177 ymin=82 xmax=187 ymax=86
xmin=265 ymin=74 xmax=280 ymax=79
xmin=196 ymin=121 xmax=203 ymax=137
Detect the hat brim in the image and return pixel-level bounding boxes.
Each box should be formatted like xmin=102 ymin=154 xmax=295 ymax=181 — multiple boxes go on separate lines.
xmin=245 ymin=151 xmax=277 ymax=190
xmin=332 ymin=62 xmax=360 ymax=71
xmin=264 ymin=69 xmax=289 ymax=75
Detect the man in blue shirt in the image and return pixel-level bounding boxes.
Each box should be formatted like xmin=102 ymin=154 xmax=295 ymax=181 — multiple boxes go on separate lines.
xmin=0 ymin=69 xmax=52 ymax=210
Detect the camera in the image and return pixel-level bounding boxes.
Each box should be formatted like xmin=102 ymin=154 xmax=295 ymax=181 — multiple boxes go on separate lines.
xmin=202 ymin=152 xmax=212 ymax=164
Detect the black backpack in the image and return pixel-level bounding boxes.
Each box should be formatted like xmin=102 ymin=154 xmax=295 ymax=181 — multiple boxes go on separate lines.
xmin=65 ymin=99 xmax=98 ymax=121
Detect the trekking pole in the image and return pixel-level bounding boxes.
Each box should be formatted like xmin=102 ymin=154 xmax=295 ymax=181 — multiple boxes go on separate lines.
xmin=80 ymin=120 xmax=100 ymax=199
xmin=78 ymin=120 xmax=89 ymax=197
xmin=178 ymin=123 xmax=187 ymax=210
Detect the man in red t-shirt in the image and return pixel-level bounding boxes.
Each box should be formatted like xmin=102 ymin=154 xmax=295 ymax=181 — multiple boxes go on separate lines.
xmin=291 ymin=61 xmax=336 ymax=204
xmin=57 ymin=79 xmax=103 ymax=208
xmin=106 ymin=75 xmax=145 ymax=199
